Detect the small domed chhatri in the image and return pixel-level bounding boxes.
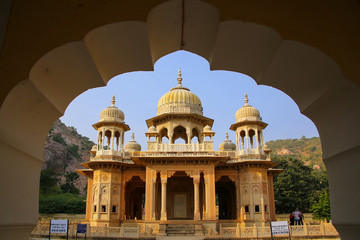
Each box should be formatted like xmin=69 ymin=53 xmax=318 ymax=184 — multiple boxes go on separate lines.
xmin=157 ymin=68 xmax=203 ymax=116
xmin=124 ymin=133 xmax=141 ymax=152
xmin=100 ymin=96 xmax=125 ymax=123
xmin=219 ymin=132 xmax=236 ymax=151
xmin=235 ymin=94 xmax=261 ymax=122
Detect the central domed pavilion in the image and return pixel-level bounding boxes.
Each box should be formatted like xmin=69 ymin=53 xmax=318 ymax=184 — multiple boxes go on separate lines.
xmin=78 ymin=70 xmax=281 ymax=237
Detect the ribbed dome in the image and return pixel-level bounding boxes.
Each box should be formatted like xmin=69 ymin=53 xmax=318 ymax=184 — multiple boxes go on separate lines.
xmin=100 ymin=96 xmax=125 ymax=123
xmin=219 ymin=133 xmax=236 ymax=151
xmin=124 ymin=133 xmax=141 ymax=152
xmin=157 ymin=69 xmax=203 ymax=116
xmin=235 ymin=94 xmax=261 ymax=122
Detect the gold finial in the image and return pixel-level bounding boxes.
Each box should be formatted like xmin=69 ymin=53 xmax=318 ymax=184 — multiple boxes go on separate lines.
xmin=244 ymin=94 xmax=249 ymax=104
xmin=112 ymin=96 xmax=115 ymax=106
xmin=177 ymin=68 xmax=182 ymax=85
xmin=131 ymin=133 xmax=135 ymax=141
xmin=226 ymin=132 xmax=229 ymax=141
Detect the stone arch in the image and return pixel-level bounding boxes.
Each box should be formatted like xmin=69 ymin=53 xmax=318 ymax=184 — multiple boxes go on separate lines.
xmin=173 ymin=125 xmax=187 ymax=143
xmin=0 ymin=0 xmax=359 ymax=238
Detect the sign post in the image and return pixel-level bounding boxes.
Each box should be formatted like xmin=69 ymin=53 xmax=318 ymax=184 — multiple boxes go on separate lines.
xmin=49 ymin=219 xmax=69 ymax=240
xmin=270 ymin=221 xmax=291 ymax=240
xmin=76 ymin=223 xmax=87 ymax=240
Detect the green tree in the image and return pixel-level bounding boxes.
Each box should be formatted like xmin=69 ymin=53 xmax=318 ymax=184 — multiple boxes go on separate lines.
xmin=273 ymin=156 xmax=328 ymax=213
xmin=40 ymin=169 xmax=60 ymax=194
xmin=311 ymin=190 xmax=331 ymax=222
xmin=60 ymin=171 xmax=80 ymax=194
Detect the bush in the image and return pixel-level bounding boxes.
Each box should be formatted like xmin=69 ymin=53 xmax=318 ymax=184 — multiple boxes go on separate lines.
xmin=39 ymin=193 xmax=86 ymax=214
xmin=52 ymin=135 xmax=67 ymax=145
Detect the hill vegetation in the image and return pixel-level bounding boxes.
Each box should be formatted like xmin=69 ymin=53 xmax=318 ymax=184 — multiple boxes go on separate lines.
xmin=39 ymin=120 xmax=94 ymax=214
xmin=266 ymin=136 xmax=324 ymax=169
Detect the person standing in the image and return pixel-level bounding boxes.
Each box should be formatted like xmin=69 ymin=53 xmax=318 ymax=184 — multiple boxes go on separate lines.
xmin=292 ymin=208 xmax=302 ymax=225
xmin=289 ymin=213 xmax=295 ymax=225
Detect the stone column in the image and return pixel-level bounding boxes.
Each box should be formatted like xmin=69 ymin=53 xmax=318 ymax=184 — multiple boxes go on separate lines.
xmin=111 ymin=129 xmax=115 ymax=151
xmin=205 ymin=167 xmax=216 ymax=220
xmin=261 ymin=197 xmax=265 ymax=222
xmin=160 ymin=173 xmax=167 ymax=221
xmin=255 ymin=129 xmax=259 ymax=149
xmin=145 ymin=168 xmax=154 ymax=221
xmin=193 ymin=174 xmax=201 ymax=220
xmin=236 ymin=173 xmax=241 ymax=221
xmin=245 ymin=129 xmax=249 ymax=150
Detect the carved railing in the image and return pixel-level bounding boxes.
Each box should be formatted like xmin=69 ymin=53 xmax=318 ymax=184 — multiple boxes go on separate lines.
xmin=31 ymin=221 xmax=339 ymax=239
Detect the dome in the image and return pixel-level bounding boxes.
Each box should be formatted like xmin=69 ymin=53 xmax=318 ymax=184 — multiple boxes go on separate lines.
xmin=148 ymin=126 xmax=156 ymax=133
xmin=157 ymin=69 xmax=203 ymax=116
xmin=100 ymin=96 xmax=125 ymax=123
xmin=203 ymin=125 xmax=212 ymax=132
xmin=235 ymin=94 xmax=261 ymax=122
xmin=124 ymin=133 xmax=141 ymax=152
xmin=219 ymin=133 xmax=236 ymax=151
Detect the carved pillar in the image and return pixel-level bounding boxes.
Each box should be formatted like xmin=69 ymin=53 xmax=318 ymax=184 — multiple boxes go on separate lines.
xmin=145 ymin=168 xmax=155 ymax=220
xmin=236 ymin=173 xmax=242 ymax=221
xmin=193 ymin=173 xmax=201 ymax=220
xmin=186 ymin=129 xmax=192 ymax=144
xmin=261 ymin=197 xmax=265 ymax=222
xmin=168 ymin=132 xmax=173 ymax=144
xmin=160 ymin=173 xmax=167 ymax=221
xmin=111 ymin=129 xmax=115 ymax=151
xmin=246 ymin=128 xmax=249 ymax=150
xmin=205 ymin=167 xmax=216 ymax=220
xmin=255 ymin=128 xmax=259 ymax=149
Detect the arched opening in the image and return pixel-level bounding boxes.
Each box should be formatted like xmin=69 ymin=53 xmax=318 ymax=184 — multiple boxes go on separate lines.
xmin=173 ymin=126 xmax=187 ymax=144
xmin=240 ymin=130 xmax=246 ymax=150
xmin=167 ymin=171 xmax=194 ymax=220
xmin=104 ymin=130 xmax=112 ymax=149
xmin=216 ymin=176 xmax=236 ymax=220
xmin=114 ymin=131 xmax=120 ymax=151
xmin=248 ymin=129 xmax=255 ymax=149
xmin=0 ymin=1 xmax=358 ymax=238
xmin=125 ymin=176 xmax=145 ymax=220
xmin=191 ymin=128 xmax=200 ymax=143
xmin=159 ymin=128 xmax=168 ymax=143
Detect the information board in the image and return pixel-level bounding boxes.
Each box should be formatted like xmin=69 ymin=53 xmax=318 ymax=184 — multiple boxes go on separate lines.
xmin=271 ymin=221 xmax=290 ymax=236
xmin=50 ymin=219 xmax=68 ymax=234
xmin=77 ymin=224 xmax=87 ymax=233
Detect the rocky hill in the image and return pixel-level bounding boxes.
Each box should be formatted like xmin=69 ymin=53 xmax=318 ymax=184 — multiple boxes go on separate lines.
xmin=266 ymin=136 xmax=324 ymax=169
xmin=43 ymin=120 xmax=94 ymax=193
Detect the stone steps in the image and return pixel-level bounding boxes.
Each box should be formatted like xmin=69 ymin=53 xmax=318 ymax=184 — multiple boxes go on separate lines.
xmin=166 ymin=224 xmax=195 ymax=236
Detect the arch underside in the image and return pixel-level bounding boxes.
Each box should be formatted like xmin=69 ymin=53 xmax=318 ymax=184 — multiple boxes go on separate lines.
xmin=0 ymin=0 xmax=359 ymax=239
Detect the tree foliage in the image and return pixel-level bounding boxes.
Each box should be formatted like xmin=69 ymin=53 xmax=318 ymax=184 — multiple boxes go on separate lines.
xmin=311 ymin=190 xmax=331 ymax=222
xmin=39 ymin=169 xmax=84 ymax=214
xmin=60 ymin=171 xmax=80 ymax=194
xmin=273 ymin=156 xmax=329 ymax=213
xmin=40 ymin=169 xmax=60 ymax=194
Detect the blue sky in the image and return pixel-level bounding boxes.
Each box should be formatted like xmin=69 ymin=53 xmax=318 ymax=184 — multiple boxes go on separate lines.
xmin=60 ymin=51 xmax=319 ymax=149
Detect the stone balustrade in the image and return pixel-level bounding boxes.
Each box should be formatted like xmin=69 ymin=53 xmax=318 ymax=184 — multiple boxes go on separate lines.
xmin=31 ymin=221 xmax=339 ymax=239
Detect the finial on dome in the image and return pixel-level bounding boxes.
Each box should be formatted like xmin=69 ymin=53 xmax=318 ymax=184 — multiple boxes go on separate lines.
xmin=226 ymin=132 xmax=229 ymax=141
xmin=244 ymin=94 xmax=249 ymax=105
xmin=131 ymin=132 xmax=135 ymax=141
xmin=177 ymin=68 xmax=182 ymax=85
xmin=112 ymin=96 xmax=115 ymax=106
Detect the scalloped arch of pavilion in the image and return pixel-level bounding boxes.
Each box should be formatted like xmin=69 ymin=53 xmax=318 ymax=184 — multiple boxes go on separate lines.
xmin=0 ymin=0 xmax=359 ymax=239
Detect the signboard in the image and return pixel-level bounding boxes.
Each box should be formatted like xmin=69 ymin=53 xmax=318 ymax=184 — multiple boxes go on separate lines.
xmin=77 ymin=224 xmax=87 ymax=233
xmin=271 ymin=221 xmax=290 ymax=235
xmin=50 ymin=219 xmax=68 ymax=234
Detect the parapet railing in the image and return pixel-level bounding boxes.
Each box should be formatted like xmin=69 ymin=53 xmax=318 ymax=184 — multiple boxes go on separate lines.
xmin=31 ymin=221 xmax=339 ymax=239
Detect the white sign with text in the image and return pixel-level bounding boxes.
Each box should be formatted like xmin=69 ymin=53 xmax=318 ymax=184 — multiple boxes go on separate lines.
xmin=50 ymin=219 xmax=68 ymax=234
xmin=271 ymin=221 xmax=290 ymax=236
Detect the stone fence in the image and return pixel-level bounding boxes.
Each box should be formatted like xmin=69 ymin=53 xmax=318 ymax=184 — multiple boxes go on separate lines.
xmin=31 ymin=221 xmax=339 ymax=239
